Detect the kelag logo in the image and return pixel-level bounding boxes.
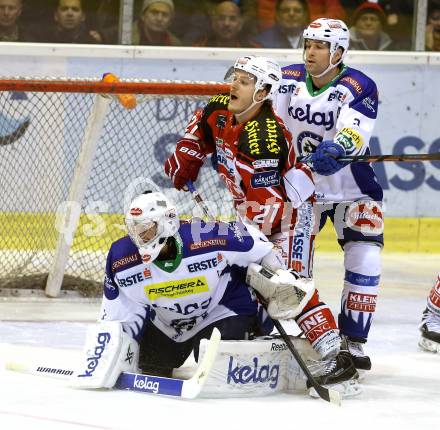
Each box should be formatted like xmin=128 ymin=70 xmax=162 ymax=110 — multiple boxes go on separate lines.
xmin=78 ymin=332 xmax=111 ymax=378
xmin=133 ymin=374 xmax=160 ymax=393
xmin=227 ymin=356 xmax=279 ymax=389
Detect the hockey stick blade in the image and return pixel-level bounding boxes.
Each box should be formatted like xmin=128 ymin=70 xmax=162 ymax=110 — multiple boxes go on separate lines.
xmin=298 ymin=152 xmax=440 ymax=164
xmin=4 ymin=328 xmax=221 ymax=399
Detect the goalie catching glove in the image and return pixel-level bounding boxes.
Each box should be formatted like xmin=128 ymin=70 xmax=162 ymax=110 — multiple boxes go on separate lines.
xmin=164 ymin=138 xmax=206 ymax=190
xmin=246 ymin=263 xmax=315 ymax=320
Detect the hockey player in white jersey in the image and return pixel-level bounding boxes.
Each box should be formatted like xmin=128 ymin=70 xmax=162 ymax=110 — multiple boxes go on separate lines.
xmin=74 ymin=190 xmax=328 ymax=390
xmin=419 ymin=272 xmax=440 ymax=353
xmin=274 ymin=18 xmax=383 ymax=376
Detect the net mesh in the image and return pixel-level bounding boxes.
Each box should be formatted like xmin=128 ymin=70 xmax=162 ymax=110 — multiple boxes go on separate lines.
xmin=0 ymin=79 xmax=234 ymax=296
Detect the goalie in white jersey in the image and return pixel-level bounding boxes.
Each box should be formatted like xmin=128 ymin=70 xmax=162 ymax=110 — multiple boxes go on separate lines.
xmin=274 ymin=18 xmax=384 ymax=375
xmin=75 ymin=189 xmax=327 ymax=390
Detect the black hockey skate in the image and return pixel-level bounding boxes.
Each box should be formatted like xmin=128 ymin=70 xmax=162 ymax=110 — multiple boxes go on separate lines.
xmin=419 ymin=308 xmax=440 ymax=353
xmin=341 ymin=335 xmax=372 ymax=374
xmin=308 ymin=351 xmax=361 ymax=398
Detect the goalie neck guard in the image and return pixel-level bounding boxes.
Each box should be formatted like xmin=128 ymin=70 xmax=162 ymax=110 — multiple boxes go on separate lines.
xmin=125 ymin=191 xmax=179 ymax=263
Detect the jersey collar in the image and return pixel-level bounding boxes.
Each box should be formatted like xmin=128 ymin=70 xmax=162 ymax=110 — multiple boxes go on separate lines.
xmin=153 ymin=235 xmax=183 ymax=273
xmin=305 ymin=64 xmax=347 ymax=97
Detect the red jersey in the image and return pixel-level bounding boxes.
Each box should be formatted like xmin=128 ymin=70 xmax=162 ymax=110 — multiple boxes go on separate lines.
xmin=184 ymin=94 xmax=312 ymax=235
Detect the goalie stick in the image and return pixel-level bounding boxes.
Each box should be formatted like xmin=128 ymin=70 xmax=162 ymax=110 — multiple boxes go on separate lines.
xmin=186 ymin=181 xmax=341 ymax=406
xmin=298 ymin=152 xmax=440 ymax=164
xmin=4 ymin=327 xmax=221 ymax=399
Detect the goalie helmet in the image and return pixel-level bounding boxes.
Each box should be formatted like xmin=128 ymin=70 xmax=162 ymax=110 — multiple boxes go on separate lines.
xmin=303 ymin=18 xmax=350 ymax=77
xmin=125 ymin=191 xmax=179 ymax=263
xmin=225 ymin=55 xmax=282 ymax=100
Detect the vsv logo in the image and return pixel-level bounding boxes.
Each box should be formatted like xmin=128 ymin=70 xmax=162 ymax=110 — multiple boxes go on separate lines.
xmin=78 ymin=332 xmax=111 ymax=378
xmin=227 ymin=356 xmax=279 ymax=389
xmin=288 ymin=104 xmax=335 ymax=131
xmin=133 ymin=375 xmax=160 ymax=393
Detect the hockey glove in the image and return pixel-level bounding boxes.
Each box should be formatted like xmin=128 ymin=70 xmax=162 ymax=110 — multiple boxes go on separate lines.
xmin=164 ymin=138 xmax=206 ymax=190
xmin=311 ymin=140 xmax=348 ymax=176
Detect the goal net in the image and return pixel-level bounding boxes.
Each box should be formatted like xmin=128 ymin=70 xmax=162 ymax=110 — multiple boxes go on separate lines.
xmin=0 ymin=77 xmax=234 ymax=298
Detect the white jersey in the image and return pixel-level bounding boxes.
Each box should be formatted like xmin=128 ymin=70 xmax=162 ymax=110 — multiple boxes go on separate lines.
xmin=274 ymin=63 xmax=383 ymax=203
xmin=101 ymin=221 xmax=272 ymax=342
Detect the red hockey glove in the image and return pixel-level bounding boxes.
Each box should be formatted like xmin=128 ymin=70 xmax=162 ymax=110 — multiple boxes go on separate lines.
xmin=164 ymin=138 xmax=206 ymax=190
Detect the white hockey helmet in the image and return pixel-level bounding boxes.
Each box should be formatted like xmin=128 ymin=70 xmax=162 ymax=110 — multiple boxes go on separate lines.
xmin=125 ymin=191 xmax=179 ymax=263
xmin=303 ymin=18 xmax=350 ymax=76
xmin=225 ymin=55 xmax=282 ymax=100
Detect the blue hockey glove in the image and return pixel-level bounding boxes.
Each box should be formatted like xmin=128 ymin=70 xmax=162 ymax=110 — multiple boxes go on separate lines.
xmin=311 ymin=141 xmax=348 ymax=176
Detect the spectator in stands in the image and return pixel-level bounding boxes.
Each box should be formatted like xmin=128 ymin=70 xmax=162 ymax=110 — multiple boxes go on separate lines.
xmin=193 ymin=1 xmax=259 ymax=47
xmin=426 ymin=0 xmax=440 ymax=51
xmin=254 ymin=0 xmax=345 ymax=33
xmin=349 ymin=1 xmax=396 ymax=50
xmin=341 ymin=1 xmax=413 ymax=49
xmin=0 ymin=0 xmax=34 ymax=41
xmin=252 ymin=0 xmax=308 ymax=48
xmin=41 ymin=0 xmax=103 ymax=43
xmin=132 ymin=0 xmax=181 ymax=45
xmin=93 ymin=0 xmax=120 ymax=44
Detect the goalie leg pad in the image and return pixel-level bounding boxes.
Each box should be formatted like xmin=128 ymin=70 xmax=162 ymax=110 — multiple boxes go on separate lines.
xmin=246 ymin=263 xmax=315 ymax=320
xmin=74 ymin=321 xmax=139 ymax=389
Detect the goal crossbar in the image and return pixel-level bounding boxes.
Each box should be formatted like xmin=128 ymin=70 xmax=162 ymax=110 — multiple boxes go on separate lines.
xmin=0 ymin=79 xmax=230 ymax=95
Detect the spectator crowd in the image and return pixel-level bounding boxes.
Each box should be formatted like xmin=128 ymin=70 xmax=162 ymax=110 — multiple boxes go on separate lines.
xmin=0 ymin=0 xmax=438 ymax=52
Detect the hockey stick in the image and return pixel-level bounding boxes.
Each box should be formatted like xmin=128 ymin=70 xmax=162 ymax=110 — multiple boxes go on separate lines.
xmin=298 ymin=152 xmax=440 ymax=164
xmin=186 ymin=181 xmax=341 ymax=405
xmin=187 ymin=181 xmax=216 ymax=221
xmin=4 ymin=327 xmax=221 ymax=399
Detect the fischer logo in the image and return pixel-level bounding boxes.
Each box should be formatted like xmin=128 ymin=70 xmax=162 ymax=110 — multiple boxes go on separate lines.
xmin=133 ymin=374 xmax=160 ymax=393
xmin=78 ymin=332 xmax=111 ymax=378
xmin=227 ymin=356 xmax=279 ymax=389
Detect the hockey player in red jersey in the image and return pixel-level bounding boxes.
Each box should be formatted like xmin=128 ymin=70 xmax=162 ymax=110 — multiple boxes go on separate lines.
xmin=164 ymin=55 xmax=360 ymax=396
xmin=419 ymin=272 xmax=440 ymax=353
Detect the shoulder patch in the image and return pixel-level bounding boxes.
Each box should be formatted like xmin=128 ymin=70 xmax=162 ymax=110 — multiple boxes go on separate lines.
xmin=281 ymin=64 xmax=306 ymax=81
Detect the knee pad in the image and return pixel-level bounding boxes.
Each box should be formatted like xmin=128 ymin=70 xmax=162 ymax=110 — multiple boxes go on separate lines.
xmin=339 ymin=242 xmax=381 ymax=340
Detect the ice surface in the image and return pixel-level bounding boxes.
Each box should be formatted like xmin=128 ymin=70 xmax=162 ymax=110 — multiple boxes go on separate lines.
xmin=0 ymin=253 xmax=439 ymax=430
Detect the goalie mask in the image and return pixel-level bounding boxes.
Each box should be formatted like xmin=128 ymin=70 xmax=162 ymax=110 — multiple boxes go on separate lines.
xmin=125 ymin=191 xmax=179 ymax=263
xmin=303 ymin=18 xmax=350 ymax=78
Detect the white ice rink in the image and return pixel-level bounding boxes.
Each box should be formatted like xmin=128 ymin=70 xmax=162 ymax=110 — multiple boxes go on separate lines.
xmin=0 ymin=252 xmax=439 ymax=430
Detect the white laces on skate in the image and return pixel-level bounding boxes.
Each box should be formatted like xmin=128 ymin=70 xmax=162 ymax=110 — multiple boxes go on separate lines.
xmin=346 ymin=339 xmax=366 ymax=358
xmin=308 ymin=357 xmax=337 ymax=377
xmin=421 ymin=310 xmax=440 ymax=333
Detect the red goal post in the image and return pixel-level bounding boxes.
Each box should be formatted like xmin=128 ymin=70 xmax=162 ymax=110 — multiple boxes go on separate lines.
xmin=0 ymin=77 xmax=233 ymax=298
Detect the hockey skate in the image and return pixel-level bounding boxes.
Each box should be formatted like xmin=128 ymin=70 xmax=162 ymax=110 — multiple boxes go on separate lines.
xmin=341 ymin=335 xmax=371 ymax=380
xmin=419 ymin=308 xmax=440 ymax=353
xmin=308 ymin=351 xmax=361 ymax=398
